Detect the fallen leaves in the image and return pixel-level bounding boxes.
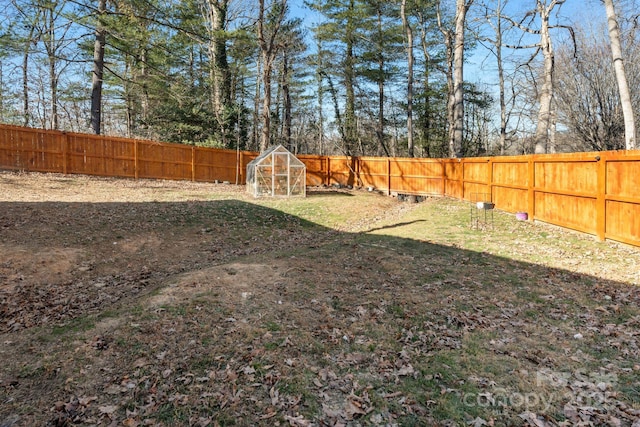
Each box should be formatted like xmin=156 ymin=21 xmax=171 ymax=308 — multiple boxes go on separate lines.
xmin=2 ymin=172 xmax=640 ymax=426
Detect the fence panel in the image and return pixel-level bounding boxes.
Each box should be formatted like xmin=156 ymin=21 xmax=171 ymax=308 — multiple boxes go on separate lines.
xmin=606 ymin=201 xmax=640 ymax=247
xmin=444 ymin=160 xmax=464 ymax=199
xmin=606 ymin=156 xmax=640 ymax=199
xmin=359 ymin=157 xmax=389 ymax=191
xmin=66 ymin=133 xmax=136 ymax=178
xmin=194 ymin=147 xmax=241 ymax=183
xmin=534 ymin=157 xmax=598 ymax=195
xmin=532 ymin=154 xmax=600 ymax=234
xmin=390 ymin=158 xmax=445 ymax=195
xmin=491 ymin=159 xmax=529 ymax=213
xmin=0 ymin=126 xmax=10 ymax=168
xmin=605 ymin=154 xmax=640 ymax=246
xmin=0 ymin=126 xmax=64 ymax=173
xmin=535 ymin=192 xmax=599 ymax=235
xmin=326 ymin=156 xmax=358 ymax=187
xmin=137 ymin=141 xmax=192 ymax=180
xmin=462 ymin=159 xmax=490 ymax=201
xmin=298 ymin=154 xmax=327 ymax=186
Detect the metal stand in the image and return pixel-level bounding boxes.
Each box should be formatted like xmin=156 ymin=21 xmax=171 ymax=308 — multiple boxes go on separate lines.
xmin=470 ymin=192 xmax=494 ymax=230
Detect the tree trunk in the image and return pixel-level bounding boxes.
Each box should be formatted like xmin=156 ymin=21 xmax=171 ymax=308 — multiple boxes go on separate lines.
xmin=204 ymin=0 xmax=230 ymax=146
xmin=257 ymin=0 xmax=286 ymax=152
xmin=316 ymin=39 xmax=325 ymax=155
xmin=549 ymin=104 xmax=557 ymax=153
xmin=495 ymin=0 xmax=507 ymax=155
xmin=604 ymin=0 xmax=636 ymax=150
xmin=446 ymin=42 xmax=455 ymax=157
xmin=343 ymin=0 xmax=356 ymax=156
xmin=260 ymin=55 xmax=272 ymax=152
xmin=534 ymin=0 xmax=557 ymax=154
xmin=45 ymin=6 xmax=58 ymax=130
xmin=401 ymin=0 xmax=414 ymax=158
xmin=258 ymin=0 xmax=270 ymax=152
xmin=452 ymin=0 xmax=473 ymax=158
xmin=419 ymin=14 xmax=433 ymax=157
xmin=91 ymin=0 xmax=107 ymax=135
xmin=20 ymin=7 xmax=43 ymax=128
xmin=22 ymin=34 xmax=32 ymax=127
xmin=124 ymin=61 xmax=132 ymax=138
xmin=437 ymin=2 xmax=455 ymax=157
xmin=252 ymin=54 xmax=261 ymax=151
xmin=0 ymin=65 xmax=4 ymax=121
xmin=282 ymin=51 xmax=292 ymax=152
xmin=374 ymin=7 xmax=389 ymax=158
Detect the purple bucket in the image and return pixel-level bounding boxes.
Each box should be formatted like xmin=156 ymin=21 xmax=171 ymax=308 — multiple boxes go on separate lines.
xmin=516 ymin=212 xmax=528 ymax=221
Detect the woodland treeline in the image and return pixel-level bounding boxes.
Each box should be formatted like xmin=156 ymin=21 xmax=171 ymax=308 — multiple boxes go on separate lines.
xmin=0 ymin=0 xmax=638 ymax=158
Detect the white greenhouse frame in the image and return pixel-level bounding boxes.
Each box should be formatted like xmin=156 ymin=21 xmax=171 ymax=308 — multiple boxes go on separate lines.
xmin=246 ymin=145 xmax=306 ymax=197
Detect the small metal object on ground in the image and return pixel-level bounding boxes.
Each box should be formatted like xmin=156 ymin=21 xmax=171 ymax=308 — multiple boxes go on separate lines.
xmin=470 ymin=192 xmax=494 ymax=230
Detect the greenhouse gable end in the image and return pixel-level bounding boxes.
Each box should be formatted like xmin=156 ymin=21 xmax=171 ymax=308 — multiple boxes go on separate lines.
xmin=246 ymin=145 xmax=306 ymax=197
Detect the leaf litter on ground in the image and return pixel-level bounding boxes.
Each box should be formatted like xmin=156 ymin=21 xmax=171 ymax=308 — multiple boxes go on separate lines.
xmin=0 ymin=171 xmax=639 ymax=426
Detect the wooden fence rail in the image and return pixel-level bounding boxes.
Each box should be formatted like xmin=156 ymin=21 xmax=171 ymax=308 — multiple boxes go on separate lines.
xmin=1 ymin=123 xmax=639 ymax=248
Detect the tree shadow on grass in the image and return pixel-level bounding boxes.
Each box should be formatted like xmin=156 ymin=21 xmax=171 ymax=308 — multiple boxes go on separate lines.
xmin=306 ymin=189 xmax=355 ymax=197
xmin=363 ymin=219 xmax=428 ymax=233
xmin=1 ymin=199 xmax=639 ymax=427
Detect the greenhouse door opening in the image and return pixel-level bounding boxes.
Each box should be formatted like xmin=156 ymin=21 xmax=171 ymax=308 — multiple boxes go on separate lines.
xmin=246 ymin=145 xmax=306 ymax=197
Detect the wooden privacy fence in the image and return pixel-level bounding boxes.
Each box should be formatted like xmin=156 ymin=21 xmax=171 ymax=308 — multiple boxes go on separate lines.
xmin=328 ymin=152 xmax=640 ymax=248
xmin=1 ymin=123 xmax=639 ymax=248
xmin=0 ymin=124 xmax=246 ymax=183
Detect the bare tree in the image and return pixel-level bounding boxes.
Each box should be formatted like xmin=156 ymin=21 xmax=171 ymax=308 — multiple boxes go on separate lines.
xmin=506 ymin=0 xmax=568 ymax=154
xmin=416 ymin=2 xmax=447 ymax=157
xmin=553 ymin=22 xmax=640 ymax=151
xmin=90 ymin=0 xmax=107 ymax=135
xmin=257 ymin=0 xmax=287 ymax=151
xmin=531 ymin=0 xmax=562 ymax=154
xmin=476 ymin=0 xmax=511 ymax=155
xmin=452 ymin=0 xmax=474 ymax=157
xmin=37 ymin=0 xmax=74 ymax=130
xmin=603 ymin=0 xmax=635 ymax=150
xmin=311 ymin=38 xmax=326 ymax=155
xmin=436 ymin=3 xmax=456 ymax=157
xmin=401 ymin=0 xmax=414 ymax=157
xmin=438 ymin=0 xmax=474 ymax=158
xmin=17 ymin=4 xmax=41 ymax=127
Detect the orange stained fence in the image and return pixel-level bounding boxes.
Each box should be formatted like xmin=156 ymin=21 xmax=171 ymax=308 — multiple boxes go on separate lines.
xmin=0 ymin=123 xmax=639 ymax=248
xmin=0 ymin=124 xmax=248 ymax=183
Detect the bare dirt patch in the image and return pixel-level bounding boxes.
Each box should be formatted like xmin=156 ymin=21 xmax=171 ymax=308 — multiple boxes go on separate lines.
xmin=1 ymin=171 xmax=640 ymax=427
xmin=147 ymin=262 xmax=288 ymax=309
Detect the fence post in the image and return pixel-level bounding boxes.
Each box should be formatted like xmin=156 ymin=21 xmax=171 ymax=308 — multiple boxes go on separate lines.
xmin=191 ymin=146 xmax=196 ymax=182
xmin=459 ymin=159 xmax=465 ymax=200
xmin=61 ymin=132 xmax=68 ymax=175
xmin=596 ymin=154 xmax=606 ymax=241
xmin=326 ymin=156 xmax=331 ymax=186
xmin=134 ymin=140 xmax=139 ymax=179
xmin=528 ymin=156 xmax=535 ymax=220
xmin=441 ymin=159 xmax=446 ymax=196
xmin=487 ymin=158 xmax=493 ymax=201
xmin=387 ymin=157 xmax=391 ymax=196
